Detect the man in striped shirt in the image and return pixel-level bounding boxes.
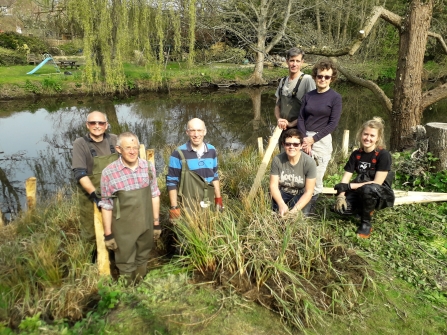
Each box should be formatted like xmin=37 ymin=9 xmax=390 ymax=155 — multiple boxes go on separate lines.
xmin=167 ymin=118 xmax=223 ymax=219
xmin=99 ymin=132 xmax=160 ymax=283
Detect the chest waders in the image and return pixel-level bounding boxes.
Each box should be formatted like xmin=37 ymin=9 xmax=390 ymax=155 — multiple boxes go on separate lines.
xmin=77 ymin=137 xmax=118 ymax=240
xmin=112 ymin=185 xmax=154 ymax=274
xmin=176 ymin=149 xmax=215 ymax=213
xmin=278 ymin=74 xmax=305 ymax=147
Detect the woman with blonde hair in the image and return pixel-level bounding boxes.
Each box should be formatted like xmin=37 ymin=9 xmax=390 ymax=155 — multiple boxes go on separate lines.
xmin=333 ymin=117 xmax=395 ymax=238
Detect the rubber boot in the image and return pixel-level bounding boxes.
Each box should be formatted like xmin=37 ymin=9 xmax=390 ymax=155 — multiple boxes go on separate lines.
xmin=303 ymin=194 xmax=319 ymax=217
xmin=134 ymin=263 xmax=147 ymax=284
xmin=357 ymin=210 xmax=374 ymax=238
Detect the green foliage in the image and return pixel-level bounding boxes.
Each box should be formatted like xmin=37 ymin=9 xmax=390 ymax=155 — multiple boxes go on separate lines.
xmin=59 ymin=42 xmax=82 ymax=56
xmin=0 ymin=32 xmax=49 ymax=54
xmin=23 ymin=80 xmax=41 ymax=94
xmin=0 ymin=47 xmax=26 ymax=66
xmin=42 ymin=78 xmax=63 ymax=93
xmin=392 ymin=151 xmax=447 ymax=192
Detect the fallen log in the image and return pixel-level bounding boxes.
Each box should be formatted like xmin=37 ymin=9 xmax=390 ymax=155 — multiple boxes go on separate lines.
xmin=322 ymin=187 xmax=447 ymax=205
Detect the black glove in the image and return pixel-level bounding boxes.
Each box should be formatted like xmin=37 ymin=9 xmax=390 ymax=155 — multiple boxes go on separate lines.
xmin=89 ymin=191 xmax=101 ymax=209
xmin=153 ymin=225 xmax=162 ymax=240
xmin=334 ymin=183 xmax=351 ymax=194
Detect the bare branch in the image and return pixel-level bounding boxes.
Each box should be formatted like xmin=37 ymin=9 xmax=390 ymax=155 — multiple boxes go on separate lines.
xmin=330 ymin=58 xmax=393 ymax=114
xmin=421 ymin=83 xmax=447 ymax=110
xmin=428 ymin=31 xmax=447 ymax=54
xmin=265 ymin=0 xmax=293 ymax=54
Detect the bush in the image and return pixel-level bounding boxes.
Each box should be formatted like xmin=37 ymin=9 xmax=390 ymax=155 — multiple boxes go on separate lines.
xmin=0 ymin=47 xmax=26 ymax=66
xmin=59 ymin=42 xmax=82 ymax=56
xmin=0 ymin=32 xmax=49 ymax=54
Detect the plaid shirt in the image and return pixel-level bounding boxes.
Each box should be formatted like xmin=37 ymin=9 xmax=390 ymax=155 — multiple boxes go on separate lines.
xmin=99 ymin=157 xmax=160 ymax=210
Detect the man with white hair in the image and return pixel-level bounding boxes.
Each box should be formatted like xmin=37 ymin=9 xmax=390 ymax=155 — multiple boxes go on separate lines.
xmin=166 ymin=118 xmax=223 ymax=219
xmin=99 ymin=132 xmax=160 ymax=283
xmin=72 ymin=111 xmax=118 ymax=241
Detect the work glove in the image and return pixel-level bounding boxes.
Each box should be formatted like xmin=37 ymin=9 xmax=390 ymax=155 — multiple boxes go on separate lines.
xmin=89 ymin=191 xmax=101 ymax=209
xmin=334 ymin=195 xmax=348 ymax=214
xmin=169 ymin=207 xmax=181 ymax=221
xmin=104 ymin=233 xmax=118 ymax=250
xmin=334 ymin=183 xmax=351 ymax=194
xmin=153 ymin=225 xmax=162 ymax=240
xmin=215 ymin=197 xmax=224 ymax=212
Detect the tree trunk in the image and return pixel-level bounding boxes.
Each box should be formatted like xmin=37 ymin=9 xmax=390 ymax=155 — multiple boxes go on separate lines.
xmin=249 ymin=50 xmax=266 ymax=85
xmin=426 ymin=123 xmax=447 ymax=172
xmin=390 ymin=0 xmax=433 ymax=151
xmin=315 ymin=0 xmax=321 ymax=45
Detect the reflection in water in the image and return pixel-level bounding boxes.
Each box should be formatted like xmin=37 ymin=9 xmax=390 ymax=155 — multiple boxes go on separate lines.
xmin=0 ymin=86 xmax=445 ymax=222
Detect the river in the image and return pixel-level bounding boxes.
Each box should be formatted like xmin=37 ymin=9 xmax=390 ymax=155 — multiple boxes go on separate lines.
xmin=1 ymin=85 xmax=446 ymax=221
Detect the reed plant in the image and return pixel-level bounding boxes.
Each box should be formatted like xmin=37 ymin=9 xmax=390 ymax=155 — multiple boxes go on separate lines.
xmin=172 ymin=148 xmax=374 ymax=332
xmin=0 ymin=188 xmax=100 ymax=327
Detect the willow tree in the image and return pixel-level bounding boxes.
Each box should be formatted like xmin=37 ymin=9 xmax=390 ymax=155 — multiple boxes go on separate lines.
xmin=66 ymin=0 xmax=184 ymax=91
xmin=304 ymin=0 xmax=447 ymax=150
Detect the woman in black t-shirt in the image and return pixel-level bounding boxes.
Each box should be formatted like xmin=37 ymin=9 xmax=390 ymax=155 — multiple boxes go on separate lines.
xmin=333 ymin=117 xmax=395 ymax=238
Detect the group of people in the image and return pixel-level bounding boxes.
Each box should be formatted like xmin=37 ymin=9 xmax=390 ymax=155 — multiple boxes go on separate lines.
xmin=72 ymin=113 xmax=223 ymax=283
xmin=71 ymin=48 xmax=395 ymax=282
xmin=271 ymin=47 xmax=394 ymax=238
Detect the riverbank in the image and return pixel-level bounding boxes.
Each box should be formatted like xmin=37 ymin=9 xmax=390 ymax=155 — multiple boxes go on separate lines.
xmin=0 ymin=58 xmax=423 ymax=100
xmin=1 ymin=146 xmax=446 ymax=334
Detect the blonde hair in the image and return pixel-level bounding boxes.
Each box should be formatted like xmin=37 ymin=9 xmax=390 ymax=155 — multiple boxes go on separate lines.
xmin=356 ymin=117 xmax=386 ymax=149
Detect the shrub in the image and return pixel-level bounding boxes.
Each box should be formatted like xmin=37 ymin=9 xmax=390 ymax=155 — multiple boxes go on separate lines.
xmin=0 ymin=47 xmax=26 ymax=66
xmin=59 ymin=42 xmax=82 ymax=56
xmin=0 ymin=32 xmax=49 ymax=54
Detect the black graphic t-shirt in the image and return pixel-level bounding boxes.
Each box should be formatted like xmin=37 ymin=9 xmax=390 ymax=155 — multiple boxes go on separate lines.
xmin=344 ymin=148 xmax=392 ymax=182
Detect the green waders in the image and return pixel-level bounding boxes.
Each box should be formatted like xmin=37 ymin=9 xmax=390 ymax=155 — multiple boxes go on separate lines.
xmin=77 ymin=153 xmax=118 ymax=240
xmin=278 ymin=74 xmax=305 ymax=148
xmin=176 ymin=149 xmax=215 ymax=213
xmin=112 ymin=186 xmax=154 ymax=275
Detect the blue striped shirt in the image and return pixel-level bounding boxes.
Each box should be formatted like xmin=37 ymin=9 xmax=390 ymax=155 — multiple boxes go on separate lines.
xmin=166 ymin=141 xmax=219 ymax=191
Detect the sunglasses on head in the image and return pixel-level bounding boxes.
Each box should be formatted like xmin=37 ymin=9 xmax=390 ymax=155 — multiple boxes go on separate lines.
xmin=316 ymin=75 xmax=332 ymax=80
xmin=284 ymin=142 xmax=301 ymax=147
xmin=87 ymin=121 xmax=107 ymax=126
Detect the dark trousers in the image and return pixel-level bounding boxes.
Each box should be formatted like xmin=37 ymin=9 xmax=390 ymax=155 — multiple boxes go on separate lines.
xmin=272 ymin=190 xmax=312 ymax=216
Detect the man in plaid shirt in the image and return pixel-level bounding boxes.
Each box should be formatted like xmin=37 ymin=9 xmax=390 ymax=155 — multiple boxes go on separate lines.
xmin=99 ymin=132 xmax=160 ymax=284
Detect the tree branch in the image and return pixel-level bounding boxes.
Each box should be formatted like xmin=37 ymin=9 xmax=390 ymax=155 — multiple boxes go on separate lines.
xmin=428 ymin=31 xmax=447 ymax=54
xmin=421 ymin=83 xmax=447 ymax=110
xmin=330 ymin=57 xmax=393 ymax=114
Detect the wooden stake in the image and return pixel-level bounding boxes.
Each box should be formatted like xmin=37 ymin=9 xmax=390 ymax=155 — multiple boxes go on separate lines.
xmin=248 ymin=126 xmax=282 ymax=201
xmin=139 ymin=144 xmax=147 ymax=160
xmin=94 ymin=204 xmax=110 ymax=276
xmin=25 ymin=177 xmax=37 ymax=211
xmin=0 ymin=209 xmax=4 ymax=227
xmin=257 ymin=137 xmax=264 ymax=157
xmin=342 ymin=130 xmax=349 ymax=156
xmin=146 ymin=149 xmax=155 ymax=166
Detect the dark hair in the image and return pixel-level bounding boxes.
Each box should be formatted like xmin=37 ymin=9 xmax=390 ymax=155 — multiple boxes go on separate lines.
xmin=282 ymin=128 xmax=304 ymax=144
xmin=311 ymin=58 xmax=338 ymax=83
xmin=286 ymin=47 xmax=305 ymax=60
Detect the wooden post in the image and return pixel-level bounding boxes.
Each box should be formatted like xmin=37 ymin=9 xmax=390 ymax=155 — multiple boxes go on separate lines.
xmin=25 ymin=177 xmax=37 ymax=211
xmin=94 ymin=204 xmax=110 ymax=276
xmin=139 ymin=144 xmax=147 ymax=160
xmin=258 ymin=137 xmax=264 ymax=157
xmin=0 ymin=209 xmax=4 ymax=227
xmin=146 ymin=149 xmax=155 ymax=166
xmin=342 ymin=130 xmax=349 ymax=156
xmin=248 ymin=126 xmax=282 ymax=201
xmin=426 ymin=123 xmax=447 ymax=172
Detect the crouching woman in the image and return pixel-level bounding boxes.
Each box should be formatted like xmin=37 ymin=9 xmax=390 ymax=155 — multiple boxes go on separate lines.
xmin=333 ymin=117 xmax=395 ymax=238
xmin=270 ymin=128 xmax=317 ymax=217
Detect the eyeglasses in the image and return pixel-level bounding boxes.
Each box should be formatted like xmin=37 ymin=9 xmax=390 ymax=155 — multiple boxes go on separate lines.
xmin=87 ymin=121 xmax=107 ymax=126
xmin=284 ymin=142 xmax=301 ymax=147
xmin=316 ymin=75 xmax=332 ymax=80
xmin=119 ymin=146 xmax=139 ymax=152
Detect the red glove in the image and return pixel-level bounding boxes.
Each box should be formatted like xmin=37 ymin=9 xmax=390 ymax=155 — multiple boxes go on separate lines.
xmin=169 ymin=207 xmax=181 ymax=220
xmin=215 ymin=197 xmax=224 ymax=212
